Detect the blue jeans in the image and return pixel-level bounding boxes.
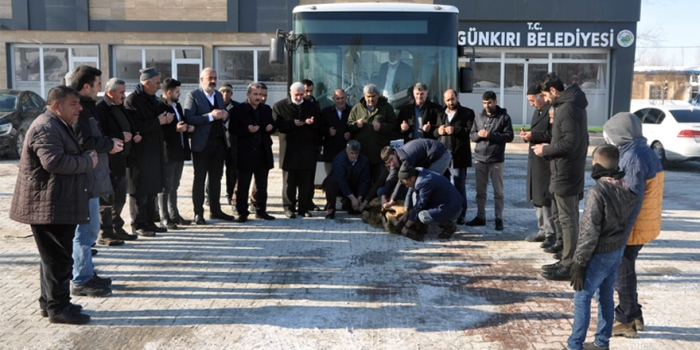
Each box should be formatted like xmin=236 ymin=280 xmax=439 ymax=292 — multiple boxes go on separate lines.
xmin=567 ymin=247 xmax=625 ymax=350
xmin=72 ymin=197 xmax=99 ymax=285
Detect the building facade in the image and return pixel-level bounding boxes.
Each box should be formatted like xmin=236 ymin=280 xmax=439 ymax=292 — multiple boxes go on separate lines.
xmin=1 ymin=0 xmax=640 ymax=126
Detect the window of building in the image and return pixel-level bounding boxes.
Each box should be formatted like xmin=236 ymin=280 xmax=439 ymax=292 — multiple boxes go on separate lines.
xmin=10 ymin=44 xmax=99 ymax=98
xmin=648 ymin=85 xmax=666 ymax=100
xmin=112 ymin=46 xmax=202 ymax=94
xmin=214 ymin=47 xmax=288 ymax=104
xmin=459 ymin=48 xmax=609 ymax=126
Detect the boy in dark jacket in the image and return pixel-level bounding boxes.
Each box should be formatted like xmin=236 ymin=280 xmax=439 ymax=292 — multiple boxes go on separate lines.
xmin=564 ymin=144 xmax=638 ymax=350
xmin=467 ymin=90 xmax=514 ymax=230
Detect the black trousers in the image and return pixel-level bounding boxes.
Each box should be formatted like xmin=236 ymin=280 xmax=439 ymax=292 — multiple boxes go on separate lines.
xmin=237 ymin=167 xmax=270 ymax=215
xmin=225 ymin=149 xmax=238 ymax=200
xmin=129 ymin=194 xmax=156 ymax=230
xmin=282 ymin=169 xmax=314 ymax=213
xmin=32 ymin=224 xmax=76 ymax=317
xmin=369 ymin=162 xmax=385 ymax=185
xmin=100 ymin=173 xmax=127 ymax=235
xmin=615 ymin=244 xmax=645 ymax=323
xmin=192 ymin=139 xmax=227 ymax=215
xmin=323 ymin=174 xmax=357 ymax=211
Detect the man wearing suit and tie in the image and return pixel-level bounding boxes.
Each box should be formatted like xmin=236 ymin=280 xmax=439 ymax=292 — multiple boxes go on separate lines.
xmin=183 ymin=68 xmax=235 ymax=225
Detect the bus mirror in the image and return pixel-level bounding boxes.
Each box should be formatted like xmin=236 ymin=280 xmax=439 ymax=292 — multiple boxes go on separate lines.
xmin=459 ymin=67 xmax=473 ymax=93
xmin=270 ymin=37 xmax=285 ymax=64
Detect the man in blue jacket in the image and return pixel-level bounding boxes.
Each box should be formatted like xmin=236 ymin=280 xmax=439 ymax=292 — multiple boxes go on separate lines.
xmin=322 ymin=140 xmax=370 ymax=219
xmin=467 ymin=90 xmax=514 ymax=231
xmin=397 ymin=164 xmax=465 ymax=241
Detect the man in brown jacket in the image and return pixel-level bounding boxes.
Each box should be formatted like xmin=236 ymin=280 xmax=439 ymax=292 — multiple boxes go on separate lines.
xmin=10 ymin=86 xmax=97 ymax=325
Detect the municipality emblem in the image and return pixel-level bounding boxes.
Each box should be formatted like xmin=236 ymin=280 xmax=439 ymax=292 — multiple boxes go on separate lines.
xmin=617 ymin=30 xmax=635 ymax=48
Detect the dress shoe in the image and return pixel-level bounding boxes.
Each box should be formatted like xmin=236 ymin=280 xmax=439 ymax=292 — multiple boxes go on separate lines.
xmin=134 ymin=228 xmax=156 ymax=237
xmin=325 ymin=211 xmax=335 ymax=219
xmin=41 ymin=303 xmax=82 ymax=318
xmin=553 ymin=251 xmax=562 ymax=260
xmin=495 ymin=218 xmax=504 ymax=231
xmin=541 ymin=260 xmax=562 ymax=271
xmin=583 ymin=342 xmax=610 ymax=350
xmin=284 ymin=210 xmax=296 ymax=218
xmin=255 ymin=212 xmax=276 ymax=220
xmin=147 ymin=223 xmax=167 ymax=233
xmin=525 ymin=231 xmax=546 ymax=242
xmin=48 ymin=306 xmax=90 ymax=325
xmin=92 ymin=273 xmax=112 ymax=287
xmin=236 ymin=214 xmax=248 ymax=223
xmin=114 ymin=228 xmax=138 ymax=240
xmin=466 ymin=217 xmax=486 ymax=226
xmin=162 ymin=220 xmax=178 ymax=230
xmin=71 ymin=279 xmax=112 ymax=297
xmin=540 ymin=235 xmax=556 ymax=248
xmin=543 ymin=243 xmax=563 ymax=253
xmin=612 ymin=320 xmax=638 ymax=338
xmin=97 ymin=237 xmax=125 ymax=246
xmin=173 ymin=216 xmax=192 ymax=226
xmin=300 ymin=211 xmax=312 ymax=218
xmin=210 ymin=211 xmax=235 ymax=221
xmin=91 ymin=248 xmax=98 ymax=256
xmin=194 ymin=214 xmax=207 ymax=225
xmin=541 ymin=265 xmax=571 ymax=281
xmin=456 ymin=217 xmax=466 ymax=225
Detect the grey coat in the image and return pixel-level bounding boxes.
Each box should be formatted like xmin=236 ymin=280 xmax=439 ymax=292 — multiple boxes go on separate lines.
xmin=10 ymin=111 xmax=93 ymax=225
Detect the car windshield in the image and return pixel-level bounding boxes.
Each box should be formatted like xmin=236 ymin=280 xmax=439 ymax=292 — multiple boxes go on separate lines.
xmin=669 ymin=108 xmax=700 ymax=123
xmin=0 ymin=94 xmax=17 ymax=112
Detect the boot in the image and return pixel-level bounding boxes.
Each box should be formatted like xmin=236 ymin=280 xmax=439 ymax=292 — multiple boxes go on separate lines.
xmin=438 ymin=220 xmax=457 ymax=239
xmin=612 ymin=320 xmax=637 ymax=338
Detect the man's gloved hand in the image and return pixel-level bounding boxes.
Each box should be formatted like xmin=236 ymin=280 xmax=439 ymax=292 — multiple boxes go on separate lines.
xmin=570 ymin=262 xmax=586 ymax=291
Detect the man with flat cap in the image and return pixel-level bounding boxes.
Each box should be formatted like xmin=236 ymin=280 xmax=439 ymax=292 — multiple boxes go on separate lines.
xmin=184 ymin=68 xmax=235 ymax=224
xmin=397 ymin=164 xmax=464 ymax=241
xmin=124 ymin=67 xmax=173 ymax=236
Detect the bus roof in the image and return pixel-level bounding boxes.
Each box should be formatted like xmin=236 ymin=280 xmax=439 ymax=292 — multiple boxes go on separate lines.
xmin=293 ymin=3 xmax=459 ymax=14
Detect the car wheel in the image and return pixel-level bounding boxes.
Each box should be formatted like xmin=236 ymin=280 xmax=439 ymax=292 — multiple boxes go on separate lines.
xmin=9 ymin=128 xmax=26 ymax=160
xmin=651 ymin=141 xmax=669 ymax=169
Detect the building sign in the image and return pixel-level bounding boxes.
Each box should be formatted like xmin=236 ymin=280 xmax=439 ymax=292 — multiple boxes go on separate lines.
xmin=458 ymin=22 xmax=635 ymax=49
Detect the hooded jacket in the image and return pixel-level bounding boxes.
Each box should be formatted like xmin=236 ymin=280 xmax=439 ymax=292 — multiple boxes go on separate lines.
xmin=574 ymin=175 xmax=638 ymax=266
xmin=542 ymin=84 xmax=589 ymax=197
xmin=469 ymin=105 xmax=514 ymax=163
xmin=603 ymin=112 xmax=664 ymax=245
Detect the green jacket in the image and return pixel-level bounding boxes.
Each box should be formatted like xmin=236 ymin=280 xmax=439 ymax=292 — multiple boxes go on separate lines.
xmin=347 ymin=96 xmax=397 ymax=164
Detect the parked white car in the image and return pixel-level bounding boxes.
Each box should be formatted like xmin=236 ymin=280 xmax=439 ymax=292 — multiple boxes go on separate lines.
xmin=632 ymin=105 xmax=700 ymax=167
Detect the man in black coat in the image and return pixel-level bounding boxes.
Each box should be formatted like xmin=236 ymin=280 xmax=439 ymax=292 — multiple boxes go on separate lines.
xmin=183 ymin=68 xmax=235 ymax=224
xmin=322 ymin=140 xmax=370 ymax=219
xmin=232 ymin=83 xmax=277 ymax=222
xmin=434 ymin=89 xmax=474 ymax=225
xmin=397 ymin=82 xmax=441 ymax=144
xmin=96 ymin=78 xmax=138 ymax=241
xmin=157 ymin=78 xmax=194 ymax=229
xmin=533 ymin=72 xmax=589 ymax=281
xmin=521 ymin=85 xmax=556 ymax=247
xmin=124 ymin=68 xmax=173 ymax=236
xmin=273 ymin=82 xmax=321 ymax=218
xmin=320 ymin=89 xmax=351 ymax=175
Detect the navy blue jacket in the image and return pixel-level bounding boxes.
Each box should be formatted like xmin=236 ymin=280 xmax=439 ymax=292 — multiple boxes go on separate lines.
xmin=326 ymin=151 xmax=371 ymax=198
xmin=406 ymin=168 xmax=464 ymax=223
xmin=384 ymin=139 xmax=447 ymax=201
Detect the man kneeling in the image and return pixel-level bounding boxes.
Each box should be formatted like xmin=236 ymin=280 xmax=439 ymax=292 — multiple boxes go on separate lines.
xmin=397 ymin=164 xmax=465 ymax=241
xmin=323 ymin=140 xmax=371 ymax=219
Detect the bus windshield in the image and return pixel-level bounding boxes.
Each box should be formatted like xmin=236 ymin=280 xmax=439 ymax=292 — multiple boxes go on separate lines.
xmin=292 ymin=9 xmax=457 ymax=111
